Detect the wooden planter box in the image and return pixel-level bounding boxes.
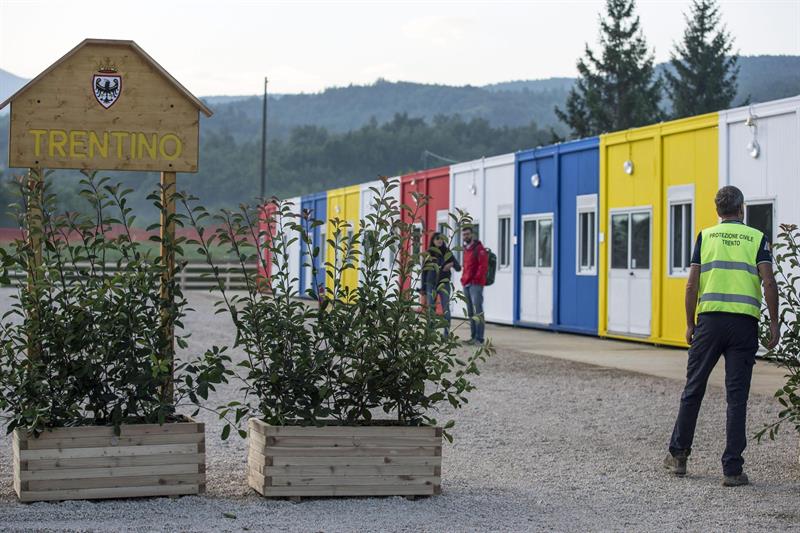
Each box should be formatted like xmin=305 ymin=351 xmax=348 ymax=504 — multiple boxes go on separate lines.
xmin=12 ymin=419 xmax=205 ymax=502
xmin=247 ymin=419 xmax=442 ymax=498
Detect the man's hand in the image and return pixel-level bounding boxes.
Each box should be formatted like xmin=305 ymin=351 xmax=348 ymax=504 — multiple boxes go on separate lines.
xmin=443 ymin=263 xmax=452 ymax=272
xmin=758 ymin=262 xmax=779 ymax=350
xmin=685 ymin=265 xmax=700 ymax=346
xmin=767 ymin=320 xmax=780 ymax=350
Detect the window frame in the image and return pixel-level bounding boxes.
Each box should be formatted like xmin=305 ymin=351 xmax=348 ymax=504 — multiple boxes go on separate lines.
xmin=435 ymin=209 xmax=450 ymax=240
xmin=744 ymin=199 xmax=775 ymax=246
xmin=411 ymin=222 xmax=423 ymax=258
xmin=665 ymin=185 xmax=695 ymax=278
xmin=455 ymin=219 xmax=479 ymax=265
xmin=608 ymin=206 xmax=652 ymax=272
xmin=575 ymin=194 xmax=598 ymax=276
xmin=521 ymin=213 xmax=554 ymax=270
xmin=667 ymin=201 xmax=694 ymax=277
xmin=498 ymin=215 xmax=512 ymax=270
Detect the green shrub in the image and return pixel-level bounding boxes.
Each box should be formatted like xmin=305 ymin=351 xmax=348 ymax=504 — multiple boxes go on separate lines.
xmin=0 ymin=171 xmax=229 ymax=436
xmin=182 ymin=178 xmax=492 ymax=441
xmin=757 ymin=223 xmax=800 ymax=441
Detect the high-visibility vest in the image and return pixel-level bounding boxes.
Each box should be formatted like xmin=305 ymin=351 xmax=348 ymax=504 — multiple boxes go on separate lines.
xmin=697 ymin=222 xmax=763 ymax=319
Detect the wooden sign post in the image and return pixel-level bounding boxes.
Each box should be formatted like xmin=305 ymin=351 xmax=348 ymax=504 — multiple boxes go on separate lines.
xmin=0 ymin=39 xmax=213 ymax=403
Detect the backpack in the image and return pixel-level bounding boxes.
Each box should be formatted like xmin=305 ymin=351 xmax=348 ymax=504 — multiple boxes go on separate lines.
xmin=484 ymin=248 xmax=497 ymax=286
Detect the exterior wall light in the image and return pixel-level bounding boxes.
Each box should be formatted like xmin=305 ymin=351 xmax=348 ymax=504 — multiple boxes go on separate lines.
xmin=531 ymin=173 xmax=541 ymax=188
xmin=623 ymin=160 xmax=634 ymax=175
xmin=745 ymin=111 xmax=760 ymax=159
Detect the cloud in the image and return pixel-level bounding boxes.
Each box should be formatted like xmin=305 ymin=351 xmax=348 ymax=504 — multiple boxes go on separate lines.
xmin=402 ymin=15 xmax=476 ymax=47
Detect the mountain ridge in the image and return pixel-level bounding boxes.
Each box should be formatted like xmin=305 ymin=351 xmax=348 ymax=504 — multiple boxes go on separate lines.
xmin=3 ymin=55 xmax=798 ymax=133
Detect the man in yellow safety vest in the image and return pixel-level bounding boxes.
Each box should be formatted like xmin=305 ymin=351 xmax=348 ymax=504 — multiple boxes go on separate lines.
xmin=664 ymin=185 xmax=779 ymax=487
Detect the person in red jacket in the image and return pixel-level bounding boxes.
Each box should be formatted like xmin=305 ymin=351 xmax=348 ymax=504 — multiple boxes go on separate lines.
xmin=460 ymin=225 xmax=488 ymax=344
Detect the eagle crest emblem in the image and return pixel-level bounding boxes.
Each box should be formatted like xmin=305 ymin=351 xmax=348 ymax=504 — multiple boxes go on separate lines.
xmin=93 ymin=61 xmax=121 ymax=109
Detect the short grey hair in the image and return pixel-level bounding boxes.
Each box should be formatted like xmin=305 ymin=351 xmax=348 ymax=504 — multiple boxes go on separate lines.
xmin=715 ymin=186 xmax=744 ymax=217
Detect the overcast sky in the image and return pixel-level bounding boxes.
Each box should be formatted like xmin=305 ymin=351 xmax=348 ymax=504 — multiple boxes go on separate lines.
xmin=1 ymin=0 xmax=798 ymax=96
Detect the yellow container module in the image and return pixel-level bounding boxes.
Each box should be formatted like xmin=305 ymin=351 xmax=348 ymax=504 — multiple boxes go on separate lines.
xmin=325 ymin=185 xmax=361 ymax=295
xmin=598 ymin=113 xmax=718 ymax=347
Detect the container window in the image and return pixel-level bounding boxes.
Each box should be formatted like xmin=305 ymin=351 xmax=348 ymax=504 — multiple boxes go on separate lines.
xmin=363 ymin=230 xmax=377 ymax=261
xmin=498 ymin=216 xmax=511 ymax=268
xmin=470 ymin=223 xmax=481 ymax=240
xmin=669 ymin=202 xmax=692 ymax=274
xmin=577 ymin=209 xmax=596 ymax=273
xmin=456 ymin=222 xmax=479 ymax=264
xmin=631 ymin=212 xmax=650 ymax=270
xmin=746 ymin=203 xmax=774 ymax=244
xmin=412 ymin=225 xmax=422 ymax=257
xmin=611 ymin=214 xmax=629 ymax=269
xmin=523 ymin=220 xmax=536 ymax=267
xmin=537 ymin=219 xmax=553 ymax=268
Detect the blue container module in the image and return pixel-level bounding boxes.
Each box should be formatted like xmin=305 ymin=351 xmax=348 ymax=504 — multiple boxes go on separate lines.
xmin=299 ymin=191 xmax=327 ymax=297
xmin=514 ymin=138 xmax=599 ymax=334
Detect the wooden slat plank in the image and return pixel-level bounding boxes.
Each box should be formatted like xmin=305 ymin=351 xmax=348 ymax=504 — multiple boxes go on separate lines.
xmin=27 ymin=473 xmax=205 ymax=491
xmin=248 ymin=475 xmax=436 ymax=497
xmin=21 ymin=463 xmax=201 ymax=481
xmin=249 ymin=468 xmax=267 ymax=487
xmin=267 ymin=455 xmax=442 ymax=467
xmin=20 ymin=443 xmax=198 ymax=460
xmin=26 ymin=453 xmax=205 ymax=471
xmin=249 ymin=421 xmax=439 ymax=438
xmin=260 ymin=436 xmax=442 ymax=448
xmin=20 ymin=422 xmax=202 ymax=441
xmin=261 ymin=465 xmax=438 ymax=477
xmin=18 ymin=483 xmax=200 ymax=502
xmin=269 ymin=475 xmax=439 ymax=487
xmin=253 ymin=446 xmax=441 ymax=457
xmin=24 ymin=432 xmax=205 ymax=450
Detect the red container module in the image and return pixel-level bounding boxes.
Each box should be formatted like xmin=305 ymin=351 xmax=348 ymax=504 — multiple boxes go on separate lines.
xmin=400 ymin=166 xmax=451 ymax=308
xmin=400 ymin=165 xmax=451 ymax=249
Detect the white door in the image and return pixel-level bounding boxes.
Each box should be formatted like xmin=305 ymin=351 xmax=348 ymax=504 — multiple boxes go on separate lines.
xmin=520 ymin=215 xmax=554 ymax=324
xmin=608 ymin=209 xmax=652 ymax=336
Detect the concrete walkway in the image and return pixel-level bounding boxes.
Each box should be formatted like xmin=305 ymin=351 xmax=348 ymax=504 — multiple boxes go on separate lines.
xmin=473 ymin=322 xmax=788 ymax=396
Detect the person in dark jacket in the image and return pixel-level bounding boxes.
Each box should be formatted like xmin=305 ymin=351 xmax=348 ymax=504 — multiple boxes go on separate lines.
xmin=460 ymin=225 xmax=489 ymax=345
xmin=421 ymin=232 xmax=460 ymax=336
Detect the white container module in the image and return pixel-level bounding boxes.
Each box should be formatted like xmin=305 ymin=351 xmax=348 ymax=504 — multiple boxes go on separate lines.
xmin=719 ymin=96 xmax=800 ymax=241
xmin=283 ymin=196 xmax=302 ymax=295
xmin=264 ymin=196 xmax=302 ymax=295
xmin=449 ymin=153 xmax=516 ymax=324
xmin=360 ymin=178 xmax=401 ymax=286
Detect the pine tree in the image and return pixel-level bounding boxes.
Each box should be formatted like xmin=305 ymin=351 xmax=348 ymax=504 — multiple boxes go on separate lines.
xmin=555 ymin=0 xmax=662 ymax=137
xmin=665 ymin=0 xmax=739 ymax=118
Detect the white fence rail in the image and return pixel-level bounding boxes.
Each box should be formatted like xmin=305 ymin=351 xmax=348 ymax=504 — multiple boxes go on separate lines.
xmin=6 ymin=262 xmax=255 ymax=292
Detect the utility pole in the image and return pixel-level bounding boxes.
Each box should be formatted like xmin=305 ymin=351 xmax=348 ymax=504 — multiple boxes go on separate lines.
xmin=260 ymin=77 xmax=268 ymax=199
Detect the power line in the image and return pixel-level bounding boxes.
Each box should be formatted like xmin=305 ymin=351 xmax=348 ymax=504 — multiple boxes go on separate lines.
xmin=422 ymin=149 xmax=458 ymax=168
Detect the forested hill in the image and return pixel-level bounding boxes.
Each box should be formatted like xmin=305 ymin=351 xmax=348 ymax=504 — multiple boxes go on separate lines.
xmin=201 ymin=78 xmax=571 ymax=143
xmin=200 ymin=55 xmax=800 ymax=142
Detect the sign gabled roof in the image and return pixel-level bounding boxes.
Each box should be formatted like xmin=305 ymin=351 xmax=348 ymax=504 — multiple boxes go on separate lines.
xmin=0 ymin=38 xmax=213 ymax=117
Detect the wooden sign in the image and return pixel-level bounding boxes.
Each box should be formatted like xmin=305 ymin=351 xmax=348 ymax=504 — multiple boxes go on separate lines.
xmin=0 ymin=39 xmax=213 ymax=403
xmin=1 ymin=39 xmax=212 ymax=172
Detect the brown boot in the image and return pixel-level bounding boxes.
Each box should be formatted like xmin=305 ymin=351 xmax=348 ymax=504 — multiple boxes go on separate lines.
xmin=722 ymin=473 xmax=749 ymax=487
xmin=663 ymin=452 xmax=687 ymax=476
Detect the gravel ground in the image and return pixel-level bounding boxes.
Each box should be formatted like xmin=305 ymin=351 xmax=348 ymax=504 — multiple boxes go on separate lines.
xmin=0 ymin=290 xmax=798 ymax=532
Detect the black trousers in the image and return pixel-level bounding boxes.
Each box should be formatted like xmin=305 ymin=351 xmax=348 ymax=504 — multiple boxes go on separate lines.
xmin=668 ymin=312 xmax=758 ymax=476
